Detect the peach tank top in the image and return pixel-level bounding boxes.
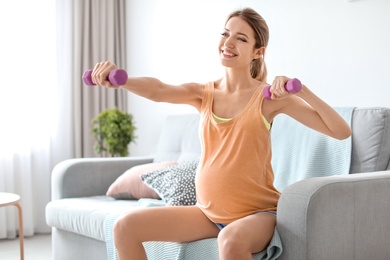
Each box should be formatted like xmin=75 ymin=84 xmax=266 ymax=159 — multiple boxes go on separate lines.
xmin=195 ymin=82 xmax=280 ymax=225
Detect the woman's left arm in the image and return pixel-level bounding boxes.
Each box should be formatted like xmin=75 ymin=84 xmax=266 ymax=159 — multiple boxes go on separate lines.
xmin=278 ymin=84 xmax=352 ymax=140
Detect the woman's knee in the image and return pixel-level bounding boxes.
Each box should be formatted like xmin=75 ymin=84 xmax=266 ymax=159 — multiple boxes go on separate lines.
xmin=217 ymin=227 xmax=248 ymax=256
xmin=114 ymin=211 xmax=143 ymax=244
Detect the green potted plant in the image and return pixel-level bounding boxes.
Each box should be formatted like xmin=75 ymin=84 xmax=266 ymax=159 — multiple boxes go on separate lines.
xmin=91 ymin=108 xmax=136 ymax=157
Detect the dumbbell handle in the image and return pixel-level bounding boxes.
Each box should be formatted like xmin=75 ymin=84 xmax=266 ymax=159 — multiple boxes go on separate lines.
xmin=82 ymin=69 xmax=128 ymax=86
xmin=263 ymin=78 xmax=302 ymax=100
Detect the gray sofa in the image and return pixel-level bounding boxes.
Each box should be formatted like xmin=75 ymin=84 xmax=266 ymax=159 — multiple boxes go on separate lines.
xmin=46 ymin=107 xmax=390 ymax=260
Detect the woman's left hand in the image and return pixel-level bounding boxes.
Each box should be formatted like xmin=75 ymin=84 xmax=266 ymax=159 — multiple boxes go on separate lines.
xmin=268 ymin=76 xmax=293 ymax=100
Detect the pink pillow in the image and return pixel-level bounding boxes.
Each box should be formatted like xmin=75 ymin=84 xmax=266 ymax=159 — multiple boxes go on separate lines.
xmin=107 ymin=161 xmax=177 ymax=199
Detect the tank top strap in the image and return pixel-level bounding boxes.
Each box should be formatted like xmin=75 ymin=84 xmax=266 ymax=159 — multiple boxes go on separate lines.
xmin=256 ymin=84 xmax=266 ymax=104
xmin=256 ymin=84 xmax=271 ymax=130
xmin=200 ymin=82 xmax=214 ymax=116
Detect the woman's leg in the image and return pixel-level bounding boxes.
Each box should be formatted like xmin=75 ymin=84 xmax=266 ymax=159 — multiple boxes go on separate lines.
xmin=217 ymin=213 xmax=276 ymax=260
xmin=114 ymin=205 xmax=220 ymax=260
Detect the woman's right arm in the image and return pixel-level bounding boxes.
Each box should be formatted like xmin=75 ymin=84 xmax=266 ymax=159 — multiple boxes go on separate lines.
xmin=91 ymin=61 xmax=204 ymax=110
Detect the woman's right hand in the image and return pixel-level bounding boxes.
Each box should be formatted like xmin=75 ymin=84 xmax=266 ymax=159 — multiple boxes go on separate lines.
xmin=91 ymin=61 xmax=120 ymax=88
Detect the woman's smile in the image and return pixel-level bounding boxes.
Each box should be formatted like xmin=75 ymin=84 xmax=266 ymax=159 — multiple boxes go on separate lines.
xmin=221 ymin=49 xmax=237 ymax=58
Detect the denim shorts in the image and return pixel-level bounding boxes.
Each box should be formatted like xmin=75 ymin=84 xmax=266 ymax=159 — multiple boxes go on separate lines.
xmin=215 ymin=211 xmax=277 ymax=230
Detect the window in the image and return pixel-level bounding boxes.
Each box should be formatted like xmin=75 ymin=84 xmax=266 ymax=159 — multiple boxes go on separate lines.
xmin=0 ymin=0 xmax=56 ymax=154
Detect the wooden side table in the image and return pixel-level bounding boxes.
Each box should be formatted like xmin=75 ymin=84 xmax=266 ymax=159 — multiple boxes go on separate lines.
xmin=0 ymin=192 xmax=24 ymax=260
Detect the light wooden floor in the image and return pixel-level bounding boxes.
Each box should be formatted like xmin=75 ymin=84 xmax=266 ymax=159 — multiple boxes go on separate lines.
xmin=0 ymin=234 xmax=51 ymax=260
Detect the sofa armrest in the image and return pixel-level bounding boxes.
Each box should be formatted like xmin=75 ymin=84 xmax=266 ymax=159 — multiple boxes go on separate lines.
xmin=51 ymin=157 xmax=154 ymax=200
xmin=276 ymin=170 xmax=390 ymax=260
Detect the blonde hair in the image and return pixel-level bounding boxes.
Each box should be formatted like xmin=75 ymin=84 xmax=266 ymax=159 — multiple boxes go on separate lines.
xmin=226 ymin=8 xmax=269 ymax=82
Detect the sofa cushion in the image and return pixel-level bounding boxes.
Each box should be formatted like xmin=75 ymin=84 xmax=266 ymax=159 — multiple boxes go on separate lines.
xmin=141 ymin=160 xmax=198 ymax=206
xmin=106 ymin=161 xmax=177 ymax=199
xmin=350 ymin=108 xmax=390 ymax=173
xmin=154 ymin=114 xmax=201 ymax=162
xmin=45 ymin=196 xmax=138 ymax=241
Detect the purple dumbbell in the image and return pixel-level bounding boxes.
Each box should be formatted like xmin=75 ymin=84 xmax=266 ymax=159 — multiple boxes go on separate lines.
xmin=263 ymin=78 xmax=302 ymax=100
xmin=82 ymin=69 xmax=128 ymax=86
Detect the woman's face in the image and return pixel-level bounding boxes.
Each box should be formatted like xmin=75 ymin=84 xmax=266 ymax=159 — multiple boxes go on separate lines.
xmin=219 ymin=17 xmax=261 ymax=69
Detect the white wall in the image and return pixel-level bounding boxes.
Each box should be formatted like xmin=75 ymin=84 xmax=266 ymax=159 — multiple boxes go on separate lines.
xmin=126 ymin=0 xmax=390 ymax=156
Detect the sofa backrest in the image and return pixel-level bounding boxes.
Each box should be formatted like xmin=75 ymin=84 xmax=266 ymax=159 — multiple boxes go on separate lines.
xmin=154 ymin=107 xmax=390 ymax=174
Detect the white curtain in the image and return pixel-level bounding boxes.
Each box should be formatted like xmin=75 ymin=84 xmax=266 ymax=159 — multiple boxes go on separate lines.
xmin=72 ymin=0 xmax=128 ymax=158
xmin=0 ymin=0 xmax=128 ymax=238
xmin=0 ymin=0 xmax=73 ymax=238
